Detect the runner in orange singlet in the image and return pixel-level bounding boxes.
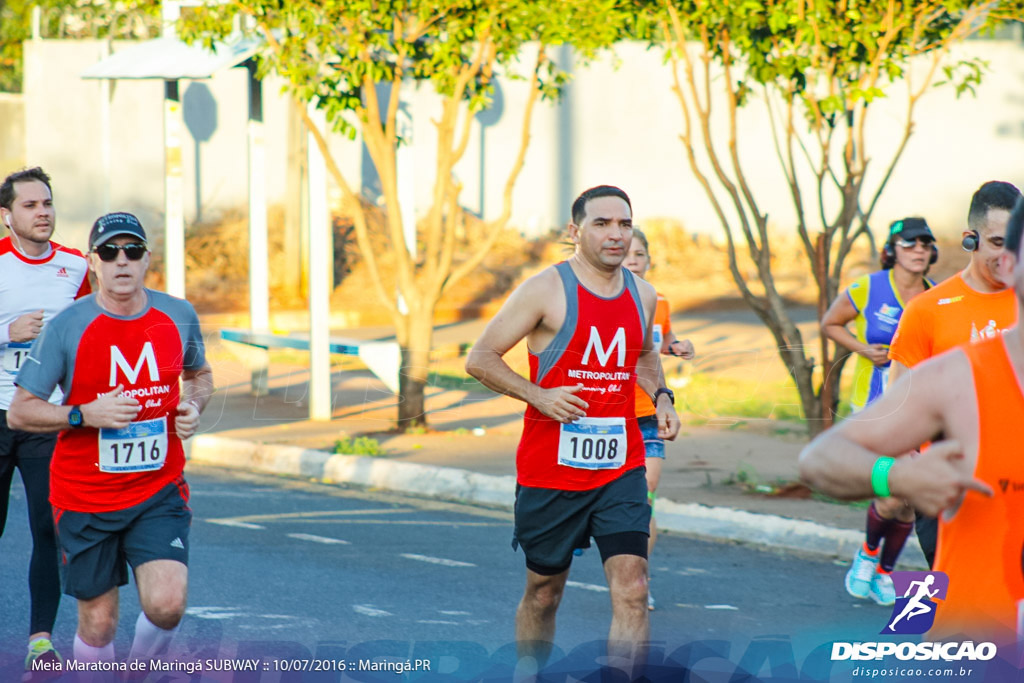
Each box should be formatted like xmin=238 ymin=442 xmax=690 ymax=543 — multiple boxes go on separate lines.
xmin=799 ymin=194 xmax=1024 ymax=644
xmin=888 ymin=181 xmax=1020 ymax=567
xmin=622 ymin=229 xmax=694 ymax=611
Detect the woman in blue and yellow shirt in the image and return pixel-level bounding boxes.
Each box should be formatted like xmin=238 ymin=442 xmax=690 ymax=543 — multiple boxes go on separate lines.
xmin=821 ymin=217 xmax=936 ymax=606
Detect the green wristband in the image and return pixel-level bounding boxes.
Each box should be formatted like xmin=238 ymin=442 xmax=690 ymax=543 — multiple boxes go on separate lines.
xmin=871 ymin=456 xmax=896 ymax=498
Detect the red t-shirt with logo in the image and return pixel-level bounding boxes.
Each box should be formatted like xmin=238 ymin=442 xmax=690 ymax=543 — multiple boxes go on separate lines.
xmin=16 ymin=290 xmax=206 ymax=512
xmin=516 ymin=262 xmax=646 ymax=490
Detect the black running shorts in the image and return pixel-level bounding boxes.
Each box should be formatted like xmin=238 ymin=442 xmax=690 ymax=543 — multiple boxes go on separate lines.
xmin=512 ymin=466 xmax=650 ymax=572
xmin=53 ymin=477 xmax=191 ymax=600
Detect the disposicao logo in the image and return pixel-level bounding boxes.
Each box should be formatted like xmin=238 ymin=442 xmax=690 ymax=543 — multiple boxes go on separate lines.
xmin=830 ymin=571 xmax=998 ymax=663
xmin=884 ymin=571 xmax=947 ymax=635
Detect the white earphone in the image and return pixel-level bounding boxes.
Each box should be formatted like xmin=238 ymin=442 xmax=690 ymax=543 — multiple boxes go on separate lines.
xmin=3 ymin=214 xmax=9 ymax=227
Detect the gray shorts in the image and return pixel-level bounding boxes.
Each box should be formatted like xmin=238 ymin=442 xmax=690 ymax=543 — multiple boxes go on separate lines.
xmin=512 ymin=466 xmax=650 ymax=572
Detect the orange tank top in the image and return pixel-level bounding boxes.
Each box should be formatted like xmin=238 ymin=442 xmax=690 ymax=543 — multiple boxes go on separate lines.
xmin=928 ymin=335 xmax=1024 ymax=643
xmin=635 ymin=294 xmax=671 ymax=418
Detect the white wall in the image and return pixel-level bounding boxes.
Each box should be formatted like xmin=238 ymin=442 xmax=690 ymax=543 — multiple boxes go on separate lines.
xmin=20 ymin=37 xmax=1024 ymax=254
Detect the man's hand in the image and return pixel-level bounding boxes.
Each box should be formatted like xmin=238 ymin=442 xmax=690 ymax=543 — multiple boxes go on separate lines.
xmin=859 ymin=344 xmax=890 ymax=366
xmin=534 ymin=385 xmax=589 ymax=423
xmin=668 ymin=339 xmax=695 ymax=359
xmin=889 ymin=440 xmax=993 ymax=517
xmin=82 ymin=384 xmax=141 ymax=429
xmin=9 ymin=310 xmax=44 ymax=343
xmin=175 ymin=400 xmax=201 ymax=440
xmin=655 ymin=395 xmax=680 ymax=441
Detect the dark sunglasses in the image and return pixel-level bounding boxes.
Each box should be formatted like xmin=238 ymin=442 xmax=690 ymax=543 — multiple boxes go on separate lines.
xmin=93 ymin=243 xmax=148 ymax=262
xmin=894 ymin=236 xmax=934 ymax=249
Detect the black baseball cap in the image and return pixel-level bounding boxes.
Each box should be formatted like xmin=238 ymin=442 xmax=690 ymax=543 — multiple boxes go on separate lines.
xmin=89 ymin=212 xmax=147 ymax=250
xmin=888 ymin=217 xmax=934 ymax=241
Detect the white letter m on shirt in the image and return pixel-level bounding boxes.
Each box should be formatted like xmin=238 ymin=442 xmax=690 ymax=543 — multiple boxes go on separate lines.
xmin=581 ymin=327 xmax=626 ymax=367
xmin=109 ymin=342 xmax=160 ymax=385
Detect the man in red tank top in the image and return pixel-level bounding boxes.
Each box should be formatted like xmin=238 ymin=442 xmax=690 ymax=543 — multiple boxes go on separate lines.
xmin=467 ymin=185 xmax=680 ymax=669
xmin=799 ymin=195 xmax=1024 ymax=644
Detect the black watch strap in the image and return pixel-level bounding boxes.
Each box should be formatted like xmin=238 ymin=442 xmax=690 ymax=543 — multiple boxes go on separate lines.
xmin=653 ymin=387 xmax=675 ymax=406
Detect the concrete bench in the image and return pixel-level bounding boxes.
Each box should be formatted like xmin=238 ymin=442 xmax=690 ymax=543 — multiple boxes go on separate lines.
xmin=219 ymin=328 xmax=401 ymax=395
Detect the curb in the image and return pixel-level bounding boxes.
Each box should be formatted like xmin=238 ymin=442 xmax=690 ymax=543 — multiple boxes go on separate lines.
xmin=187 ymin=434 xmax=927 ymax=569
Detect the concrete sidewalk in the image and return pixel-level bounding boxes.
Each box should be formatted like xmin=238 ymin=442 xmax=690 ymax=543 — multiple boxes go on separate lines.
xmin=187 ymin=332 xmax=928 ymax=569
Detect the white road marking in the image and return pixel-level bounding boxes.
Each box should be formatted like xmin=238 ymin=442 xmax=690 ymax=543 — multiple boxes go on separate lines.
xmin=287 ymin=533 xmax=350 ymax=545
xmin=353 ymin=605 xmax=393 ymax=617
xmin=566 ymin=581 xmax=609 ymax=593
xmin=417 ymin=620 xmax=460 ymax=625
xmin=704 ymin=604 xmax=739 ymax=610
xmin=400 ymin=553 xmax=475 ymax=567
xmin=186 ymin=607 xmax=247 ymax=620
xmin=206 ymin=519 xmax=265 ymax=529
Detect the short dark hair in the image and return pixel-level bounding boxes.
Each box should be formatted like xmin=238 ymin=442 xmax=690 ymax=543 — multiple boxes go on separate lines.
xmin=1006 ymin=196 xmax=1024 ymax=258
xmin=0 ymin=167 xmax=52 ymax=210
xmin=571 ymin=185 xmax=631 ymax=226
xmin=967 ymin=180 xmax=1021 ymax=232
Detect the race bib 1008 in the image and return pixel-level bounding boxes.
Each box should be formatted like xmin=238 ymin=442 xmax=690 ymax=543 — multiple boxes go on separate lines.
xmin=2 ymin=342 xmax=31 ymax=374
xmin=98 ymin=417 xmax=168 ymax=473
xmin=558 ymin=417 xmax=627 ymax=470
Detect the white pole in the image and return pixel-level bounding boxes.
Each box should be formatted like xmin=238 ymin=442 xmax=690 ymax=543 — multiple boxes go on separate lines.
xmin=307 ymin=118 xmax=332 ymax=421
xmin=99 ymin=41 xmax=111 ymax=214
xmin=396 ymin=98 xmax=415 ymax=257
xmin=247 ymin=64 xmax=269 ymax=395
xmin=163 ymin=81 xmax=185 ymax=298
xmin=161 ymin=1 xmax=185 ymax=298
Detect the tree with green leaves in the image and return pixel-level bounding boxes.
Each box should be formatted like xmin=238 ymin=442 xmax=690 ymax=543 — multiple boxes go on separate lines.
xmin=181 ymin=0 xmax=623 ymax=429
xmin=0 ymin=0 xmax=159 ymax=92
xmin=640 ymin=0 xmax=1023 ymax=434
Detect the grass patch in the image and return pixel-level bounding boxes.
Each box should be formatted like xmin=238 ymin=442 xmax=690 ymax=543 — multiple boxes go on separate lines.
xmin=427 ymin=370 xmax=485 ymax=391
xmin=674 ymin=372 xmax=805 ymax=423
xmin=333 ymin=435 xmax=387 ymax=457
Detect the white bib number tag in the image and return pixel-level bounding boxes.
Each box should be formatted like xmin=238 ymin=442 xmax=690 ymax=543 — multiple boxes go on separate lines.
xmin=558 ymin=417 xmax=627 ymax=470
xmin=98 ymin=417 xmax=168 ymax=473
xmin=3 ymin=342 xmax=31 ymax=374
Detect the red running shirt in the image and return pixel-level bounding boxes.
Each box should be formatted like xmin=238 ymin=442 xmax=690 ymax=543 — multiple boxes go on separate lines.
xmin=516 ymin=262 xmax=646 ymax=490
xmin=16 ymin=290 xmax=206 ymax=512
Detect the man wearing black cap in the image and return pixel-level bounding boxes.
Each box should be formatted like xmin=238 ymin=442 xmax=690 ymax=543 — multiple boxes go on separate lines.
xmin=888 ymin=180 xmax=1021 ymax=567
xmin=8 ymin=212 xmax=213 ymax=667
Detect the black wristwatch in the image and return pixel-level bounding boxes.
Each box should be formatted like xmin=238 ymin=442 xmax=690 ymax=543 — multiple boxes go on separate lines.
xmin=67 ymin=405 xmax=84 ymax=428
xmin=653 ymin=387 xmax=675 ymax=406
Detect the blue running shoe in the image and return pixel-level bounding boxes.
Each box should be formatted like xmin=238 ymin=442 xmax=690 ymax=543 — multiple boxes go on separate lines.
xmin=870 ymin=571 xmax=896 ymax=606
xmin=845 ymin=547 xmax=879 ymax=599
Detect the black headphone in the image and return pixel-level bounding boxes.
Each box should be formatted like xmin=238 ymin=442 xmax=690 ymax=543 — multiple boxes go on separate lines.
xmin=882 ymin=218 xmax=939 ymax=268
xmin=962 ymin=230 xmax=979 ymax=252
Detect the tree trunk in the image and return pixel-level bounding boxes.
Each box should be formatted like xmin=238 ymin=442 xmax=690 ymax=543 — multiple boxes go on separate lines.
xmin=397 ymin=307 xmax=434 ymax=430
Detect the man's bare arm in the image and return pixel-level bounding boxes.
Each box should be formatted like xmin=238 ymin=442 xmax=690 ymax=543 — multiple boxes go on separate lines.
xmin=8 ymin=385 xmax=141 ymax=432
xmin=175 ymin=363 xmax=215 ymax=440
xmin=799 ymin=354 xmax=991 ymax=515
xmin=466 ymin=271 xmax=588 ymax=423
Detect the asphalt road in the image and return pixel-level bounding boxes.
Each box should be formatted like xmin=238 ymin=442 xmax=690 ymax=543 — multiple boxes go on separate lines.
xmin=0 ymin=465 xmax=986 ymax=682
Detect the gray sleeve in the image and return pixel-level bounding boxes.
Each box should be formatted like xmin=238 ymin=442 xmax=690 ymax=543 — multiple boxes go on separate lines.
xmin=15 ymin=320 xmax=68 ymax=402
xmin=151 ymin=292 xmax=207 ymax=371
xmin=181 ymin=302 xmax=206 ymax=371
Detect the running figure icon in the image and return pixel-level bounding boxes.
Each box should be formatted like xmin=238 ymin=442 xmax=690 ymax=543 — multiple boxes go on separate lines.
xmin=887 ymin=575 xmax=940 ymax=632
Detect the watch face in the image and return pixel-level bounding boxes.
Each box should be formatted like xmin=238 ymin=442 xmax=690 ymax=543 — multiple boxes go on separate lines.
xmin=68 ymin=406 xmax=82 ymax=427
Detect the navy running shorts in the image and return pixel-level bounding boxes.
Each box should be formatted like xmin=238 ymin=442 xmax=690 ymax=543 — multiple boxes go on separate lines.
xmin=53 ymin=477 xmax=191 ymax=600
xmin=637 ymin=415 xmax=665 ymax=459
